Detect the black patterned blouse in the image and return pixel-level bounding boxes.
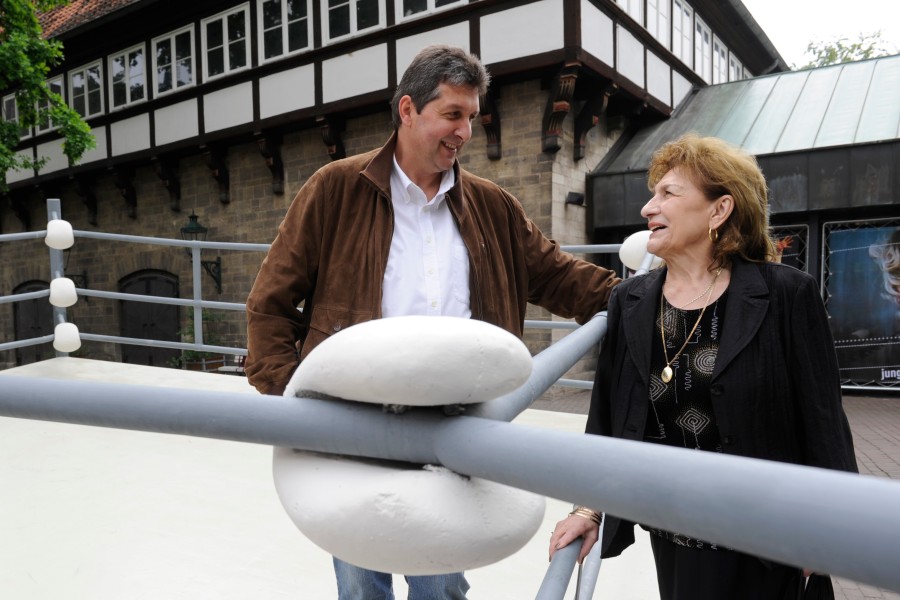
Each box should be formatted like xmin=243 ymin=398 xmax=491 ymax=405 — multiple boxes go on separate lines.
xmin=643 ymin=290 xmax=728 ymax=549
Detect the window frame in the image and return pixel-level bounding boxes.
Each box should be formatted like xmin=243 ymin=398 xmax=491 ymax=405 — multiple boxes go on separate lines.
xmin=201 ymin=3 xmax=252 ymax=82
xmin=2 ymin=92 xmax=31 ymax=140
xmin=693 ymin=15 xmax=711 ymax=83
xmin=646 ymin=0 xmax=670 ymax=50
xmin=152 ymin=25 xmax=196 ymax=97
xmin=256 ymin=0 xmax=313 ymax=63
xmin=672 ymin=0 xmax=693 ymax=67
xmin=35 ymin=75 xmax=65 ymax=134
xmin=712 ymin=35 xmax=728 ymax=84
xmin=69 ymin=60 xmax=105 ymax=119
xmin=615 ymin=0 xmax=643 ymax=24
xmin=108 ymin=43 xmax=147 ymax=111
xmin=729 ymin=54 xmax=745 ymax=81
xmin=321 ymin=0 xmax=386 ymax=46
xmin=394 ymin=0 xmax=466 ymax=24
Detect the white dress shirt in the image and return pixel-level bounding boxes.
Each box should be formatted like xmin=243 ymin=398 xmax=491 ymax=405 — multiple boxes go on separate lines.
xmin=381 ymin=158 xmax=471 ymax=319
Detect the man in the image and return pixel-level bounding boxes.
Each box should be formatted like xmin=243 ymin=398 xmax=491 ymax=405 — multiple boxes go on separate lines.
xmin=246 ymin=45 xmax=619 ymax=600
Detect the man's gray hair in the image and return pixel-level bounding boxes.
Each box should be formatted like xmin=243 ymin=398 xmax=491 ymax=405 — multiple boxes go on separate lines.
xmin=390 ymin=45 xmax=490 ymax=128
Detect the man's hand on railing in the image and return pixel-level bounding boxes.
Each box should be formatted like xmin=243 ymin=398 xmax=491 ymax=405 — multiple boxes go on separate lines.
xmin=548 ymin=510 xmax=601 ymax=564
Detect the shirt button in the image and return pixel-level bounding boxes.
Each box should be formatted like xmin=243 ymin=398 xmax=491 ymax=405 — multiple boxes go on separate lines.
xmin=722 ymin=435 xmax=734 ymax=445
xmin=430 ymin=301 xmax=437 ymax=308
xmin=333 ymin=323 xmax=342 ymax=332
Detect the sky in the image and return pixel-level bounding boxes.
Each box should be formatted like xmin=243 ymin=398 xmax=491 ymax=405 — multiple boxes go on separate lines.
xmin=740 ymin=0 xmax=900 ymax=67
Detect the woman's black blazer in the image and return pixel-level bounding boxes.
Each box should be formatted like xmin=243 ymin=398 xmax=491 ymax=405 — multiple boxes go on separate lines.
xmin=587 ymin=256 xmax=858 ymax=558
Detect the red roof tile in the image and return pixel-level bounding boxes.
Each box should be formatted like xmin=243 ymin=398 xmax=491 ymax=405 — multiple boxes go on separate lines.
xmin=38 ymin=0 xmax=143 ymax=39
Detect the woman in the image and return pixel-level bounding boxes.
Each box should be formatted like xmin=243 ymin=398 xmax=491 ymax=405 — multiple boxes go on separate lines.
xmin=549 ymin=134 xmax=857 ymax=599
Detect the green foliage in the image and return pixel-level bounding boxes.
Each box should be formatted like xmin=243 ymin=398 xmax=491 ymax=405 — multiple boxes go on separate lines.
xmin=169 ymin=309 xmax=226 ymax=368
xmin=1 ymin=0 xmax=95 ymax=192
xmin=798 ymin=31 xmax=898 ymax=69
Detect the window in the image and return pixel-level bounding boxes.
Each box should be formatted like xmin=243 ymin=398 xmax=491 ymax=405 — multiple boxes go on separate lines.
xmin=729 ymin=54 xmax=745 ymax=81
xmin=2 ymin=94 xmax=17 ymax=124
xmin=109 ymin=44 xmax=146 ymax=109
xmin=2 ymin=93 xmax=30 ymax=139
xmin=258 ymin=0 xmax=312 ymax=62
xmin=647 ymin=0 xmax=670 ymax=49
xmin=202 ymin=4 xmax=251 ymax=80
xmin=323 ymin=0 xmax=384 ymax=44
xmin=615 ymin=0 xmax=643 ymax=24
xmin=70 ymin=61 xmax=104 ymax=118
xmin=153 ymin=26 xmax=195 ymax=96
xmin=396 ymin=0 xmax=464 ymax=22
xmin=693 ymin=16 xmax=711 ymax=82
xmin=672 ymin=0 xmax=693 ymax=66
xmin=36 ymin=76 xmax=64 ymax=133
xmin=712 ymin=36 xmax=728 ymax=84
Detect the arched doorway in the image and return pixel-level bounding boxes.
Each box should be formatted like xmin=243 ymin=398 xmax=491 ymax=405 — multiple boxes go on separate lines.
xmin=119 ymin=270 xmax=180 ymax=367
xmin=13 ymin=280 xmax=54 ymax=365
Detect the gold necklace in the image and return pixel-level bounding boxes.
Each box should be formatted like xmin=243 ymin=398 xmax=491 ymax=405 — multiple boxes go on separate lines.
xmin=667 ymin=274 xmax=717 ymax=309
xmin=659 ymin=268 xmax=722 ymax=384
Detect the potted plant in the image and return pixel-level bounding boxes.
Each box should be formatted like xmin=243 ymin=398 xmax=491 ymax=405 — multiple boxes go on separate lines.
xmin=170 ymin=309 xmax=227 ymax=372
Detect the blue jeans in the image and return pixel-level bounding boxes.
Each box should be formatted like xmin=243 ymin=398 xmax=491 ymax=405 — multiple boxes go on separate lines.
xmin=333 ymin=557 xmax=470 ymax=600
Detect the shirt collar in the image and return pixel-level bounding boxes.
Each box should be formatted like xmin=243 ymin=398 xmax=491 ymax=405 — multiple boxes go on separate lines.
xmin=391 ymin=156 xmax=455 ymax=206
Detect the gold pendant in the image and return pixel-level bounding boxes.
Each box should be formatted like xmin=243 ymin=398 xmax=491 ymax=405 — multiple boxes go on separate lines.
xmin=661 ymin=366 xmax=673 ymax=383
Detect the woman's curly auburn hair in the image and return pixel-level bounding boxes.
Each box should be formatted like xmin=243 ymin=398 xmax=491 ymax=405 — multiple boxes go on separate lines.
xmin=647 ymin=133 xmax=777 ymax=270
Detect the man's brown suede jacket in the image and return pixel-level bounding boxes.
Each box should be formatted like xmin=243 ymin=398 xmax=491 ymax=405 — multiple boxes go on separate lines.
xmin=245 ymin=132 xmax=620 ymax=395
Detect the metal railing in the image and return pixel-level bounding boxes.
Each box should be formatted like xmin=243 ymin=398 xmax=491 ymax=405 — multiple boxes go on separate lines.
xmin=3 ymin=200 xmax=900 ymax=598
xmin=0 ymin=199 xmax=611 ymax=384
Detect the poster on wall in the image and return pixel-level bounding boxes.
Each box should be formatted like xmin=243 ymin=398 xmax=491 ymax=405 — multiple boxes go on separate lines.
xmin=825 ymin=221 xmax=900 ymax=388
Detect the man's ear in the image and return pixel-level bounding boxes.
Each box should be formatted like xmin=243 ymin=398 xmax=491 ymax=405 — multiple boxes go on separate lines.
xmin=398 ymin=95 xmax=415 ymax=127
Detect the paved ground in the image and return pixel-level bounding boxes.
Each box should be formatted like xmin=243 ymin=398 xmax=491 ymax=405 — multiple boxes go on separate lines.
xmin=2 ymin=358 xmax=897 ymax=599
xmin=534 ymin=388 xmax=900 ymax=600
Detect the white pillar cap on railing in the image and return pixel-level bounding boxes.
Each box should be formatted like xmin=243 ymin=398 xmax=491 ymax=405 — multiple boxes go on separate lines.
xmin=53 ymin=322 xmax=81 ymax=353
xmin=49 ymin=278 xmax=78 ymax=308
xmin=45 ymin=219 xmax=75 ymax=249
xmin=619 ymin=229 xmax=663 ymax=271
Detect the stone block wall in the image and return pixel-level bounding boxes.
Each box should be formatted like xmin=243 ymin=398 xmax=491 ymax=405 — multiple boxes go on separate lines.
xmin=1 ymin=75 xmax=619 ymax=385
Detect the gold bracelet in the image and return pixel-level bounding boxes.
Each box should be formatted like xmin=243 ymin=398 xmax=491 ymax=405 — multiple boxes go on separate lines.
xmin=569 ymin=506 xmax=602 ymax=525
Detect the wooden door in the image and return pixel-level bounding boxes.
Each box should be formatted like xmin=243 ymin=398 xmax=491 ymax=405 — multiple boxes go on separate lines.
xmin=119 ymin=270 xmax=180 ymax=367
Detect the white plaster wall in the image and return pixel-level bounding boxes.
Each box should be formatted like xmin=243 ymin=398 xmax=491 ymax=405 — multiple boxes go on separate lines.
xmin=616 ymin=25 xmax=644 ymax=88
xmin=79 ymin=125 xmax=108 ymax=164
xmin=5 ymin=149 xmax=34 ymax=183
xmin=396 ymin=23 xmax=470 ymax=77
xmin=36 ymin=139 xmax=69 ymax=175
xmin=155 ymin=99 xmax=199 ymax=146
xmin=204 ymin=82 xmax=253 ymax=133
xmin=673 ymin=70 xmax=693 ymax=108
xmin=647 ymin=50 xmax=671 ymax=106
xmin=111 ymin=113 xmax=151 ymax=156
xmin=322 ymin=45 xmax=388 ymax=104
xmin=479 ymin=0 xmax=564 ymax=65
xmin=259 ymin=64 xmax=315 ymax=119
xmin=581 ymin=0 xmax=614 ymax=67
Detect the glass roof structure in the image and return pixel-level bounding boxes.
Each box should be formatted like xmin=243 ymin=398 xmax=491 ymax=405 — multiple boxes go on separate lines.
xmin=590 ymin=54 xmax=900 ymax=232
xmin=596 ymin=54 xmax=900 ymax=175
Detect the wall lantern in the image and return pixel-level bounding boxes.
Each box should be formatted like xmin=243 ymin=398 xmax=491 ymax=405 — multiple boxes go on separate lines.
xmin=565 ymin=192 xmax=585 ymax=206
xmin=180 ymin=211 xmax=223 ymax=293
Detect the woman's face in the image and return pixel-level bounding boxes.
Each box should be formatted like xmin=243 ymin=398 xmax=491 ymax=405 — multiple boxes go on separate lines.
xmin=640 ymin=168 xmax=716 ymax=262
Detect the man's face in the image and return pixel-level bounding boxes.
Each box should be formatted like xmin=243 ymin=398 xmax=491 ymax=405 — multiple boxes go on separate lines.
xmin=397 ymin=83 xmax=480 ymax=182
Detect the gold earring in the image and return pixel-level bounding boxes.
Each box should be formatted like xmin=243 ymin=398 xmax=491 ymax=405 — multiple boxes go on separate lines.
xmin=708 ymin=228 xmax=719 ymax=243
